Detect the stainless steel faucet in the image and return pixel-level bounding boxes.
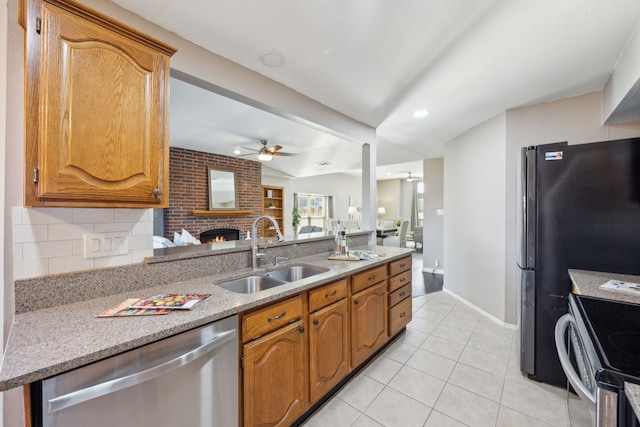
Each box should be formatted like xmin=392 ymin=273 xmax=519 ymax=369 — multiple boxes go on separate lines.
xmin=251 ymin=215 xmax=285 ymax=270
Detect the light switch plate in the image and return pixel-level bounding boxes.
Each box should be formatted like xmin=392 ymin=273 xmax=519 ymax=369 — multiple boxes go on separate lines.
xmin=84 ymin=232 xmax=129 ymax=259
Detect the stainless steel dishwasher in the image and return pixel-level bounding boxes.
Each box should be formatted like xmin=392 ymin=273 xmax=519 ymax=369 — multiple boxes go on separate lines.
xmin=32 ymin=315 xmax=238 ymax=427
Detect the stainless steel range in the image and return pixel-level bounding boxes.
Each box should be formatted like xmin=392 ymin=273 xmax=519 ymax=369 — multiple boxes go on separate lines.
xmin=556 ymin=293 xmax=640 ymax=426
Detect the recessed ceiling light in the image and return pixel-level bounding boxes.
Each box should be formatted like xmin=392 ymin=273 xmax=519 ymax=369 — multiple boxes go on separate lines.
xmin=260 ymin=52 xmax=285 ymax=67
xmin=413 ymin=109 xmax=430 ymax=118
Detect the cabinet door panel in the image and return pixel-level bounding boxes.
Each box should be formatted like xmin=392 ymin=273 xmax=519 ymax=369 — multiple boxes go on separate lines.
xmin=388 ymin=296 xmax=412 ymax=337
xmin=309 ymin=299 xmax=349 ymax=402
xmin=350 ymin=281 xmax=387 ymax=367
xmin=25 ymin=0 xmax=174 ymax=206
xmin=243 ymin=320 xmax=305 ymax=427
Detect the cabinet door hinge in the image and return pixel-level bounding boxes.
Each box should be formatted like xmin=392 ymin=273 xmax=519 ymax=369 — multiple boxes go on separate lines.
xmin=33 ymin=168 xmax=39 ymax=183
xmin=35 ymin=17 xmax=41 ymax=34
xmin=240 ymin=355 xmax=244 ymax=370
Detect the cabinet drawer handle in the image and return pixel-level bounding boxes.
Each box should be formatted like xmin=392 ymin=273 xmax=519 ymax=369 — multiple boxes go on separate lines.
xmin=399 ymin=312 xmax=406 ymax=318
xmin=399 ymin=277 xmax=406 ymax=282
xmin=313 ymin=319 xmax=319 ymax=325
xmin=354 ymin=299 xmax=360 ymax=305
xmin=325 ymin=290 xmax=337 ymax=298
xmin=368 ymin=274 xmax=377 ymax=281
xmin=400 ymin=263 xmax=406 ymax=268
xmin=399 ymin=292 xmax=406 ymax=297
xmin=267 ymin=311 xmax=286 ymax=322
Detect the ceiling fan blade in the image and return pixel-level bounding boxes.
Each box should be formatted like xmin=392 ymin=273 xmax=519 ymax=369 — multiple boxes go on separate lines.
xmin=240 ymin=146 xmax=260 ymax=152
xmin=272 ymin=151 xmax=296 ymax=157
xmin=265 ymin=145 xmax=283 ymax=154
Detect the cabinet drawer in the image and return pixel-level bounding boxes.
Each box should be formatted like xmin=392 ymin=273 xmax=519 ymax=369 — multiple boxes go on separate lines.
xmin=242 ymin=296 xmax=303 ymax=342
xmin=388 ymin=296 xmax=412 ymax=337
xmin=389 ymin=256 xmax=412 ymax=277
xmin=388 ymin=269 xmax=412 ymax=292
xmin=351 ymin=265 xmax=387 ymax=294
xmin=388 ymin=283 xmax=411 ymax=308
xmin=309 ymin=279 xmax=347 ymax=312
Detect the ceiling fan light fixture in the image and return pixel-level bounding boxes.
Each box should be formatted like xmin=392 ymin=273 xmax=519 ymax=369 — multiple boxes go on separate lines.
xmin=233 ymin=147 xmax=242 ymax=155
xmin=257 ymin=152 xmax=273 ymax=161
xmin=413 ymin=109 xmax=430 ymax=118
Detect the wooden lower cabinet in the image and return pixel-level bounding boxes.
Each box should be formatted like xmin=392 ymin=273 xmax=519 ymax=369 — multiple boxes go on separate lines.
xmin=350 ymin=281 xmax=388 ymax=368
xmin=241 ymin=259 xmax=412 ymax=426
xmin=243 ymin=320 xmax=306 ymax=427
xmin=309 ymin=298 xmax=349 ymax=402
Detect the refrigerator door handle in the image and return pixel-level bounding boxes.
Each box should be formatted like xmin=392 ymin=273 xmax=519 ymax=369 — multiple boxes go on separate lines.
xmin=517 ymin=147 xmax=536 ymax=269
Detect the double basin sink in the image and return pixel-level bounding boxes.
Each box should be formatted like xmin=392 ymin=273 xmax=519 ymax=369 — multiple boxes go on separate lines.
xmin=218 ymin=265 xmax=328 ymax=294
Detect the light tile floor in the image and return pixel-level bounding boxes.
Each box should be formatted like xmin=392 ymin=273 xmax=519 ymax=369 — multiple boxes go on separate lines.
xmin=303 ymin=291 xmax=594 ymax=427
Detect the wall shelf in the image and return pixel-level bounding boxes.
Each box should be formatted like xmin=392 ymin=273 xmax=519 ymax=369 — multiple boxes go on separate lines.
xmin=262 ymin=185 xmax=284 ymax=237
xmin=191 ymin=209 xmax=253 ymax=216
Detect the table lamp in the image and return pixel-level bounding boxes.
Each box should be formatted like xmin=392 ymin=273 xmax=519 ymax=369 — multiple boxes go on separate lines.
xmin=348 ymin=206 xmax=357 ymax=220
xmin=377 ymin=207 xmax=386 ymax=226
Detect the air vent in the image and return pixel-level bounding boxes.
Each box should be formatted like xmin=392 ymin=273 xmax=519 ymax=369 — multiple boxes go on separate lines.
xmin=315 ymin=161 xmax=332 ymax=167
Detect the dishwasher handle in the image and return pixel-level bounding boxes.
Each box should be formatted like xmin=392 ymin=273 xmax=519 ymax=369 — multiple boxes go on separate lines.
xmin=554 ymin=313 xmax=596 ymax=405
xmin=48 ymin=328 xmax=236 ymax=413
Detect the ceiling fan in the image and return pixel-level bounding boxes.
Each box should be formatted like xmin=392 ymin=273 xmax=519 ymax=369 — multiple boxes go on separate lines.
xmin=406 ymin=172 xmax=416 ymax=182
xmin=239 ymin=139 xmax=296 ymax=161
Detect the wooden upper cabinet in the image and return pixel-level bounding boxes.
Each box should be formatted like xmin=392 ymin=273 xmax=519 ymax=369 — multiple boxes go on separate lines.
xmin=23 ymin=0 xmax=176 ymax=207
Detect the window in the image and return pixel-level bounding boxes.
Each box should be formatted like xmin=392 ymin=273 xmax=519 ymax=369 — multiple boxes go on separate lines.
xmin=294 ymin=193 xmax=333 ymax=230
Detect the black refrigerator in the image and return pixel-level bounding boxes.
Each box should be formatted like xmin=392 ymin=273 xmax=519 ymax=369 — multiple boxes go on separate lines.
xmin=518 ymin=137 xmax=640 ymax=387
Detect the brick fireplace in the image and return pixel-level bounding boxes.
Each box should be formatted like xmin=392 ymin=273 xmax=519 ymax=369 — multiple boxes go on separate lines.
xmin=164 ymin=147 xmax=262 ymax=240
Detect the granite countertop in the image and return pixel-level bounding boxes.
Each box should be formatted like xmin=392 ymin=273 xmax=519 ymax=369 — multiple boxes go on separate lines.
xmin=0 ymin=246 xmax=412 ymax=391
xmin=626 ymin=383 xmax=640 ymax=421
xmin=569 ymin=269 xmax=640 ymax=419
xmin=568 ymin=269 xmax=640 ymax=305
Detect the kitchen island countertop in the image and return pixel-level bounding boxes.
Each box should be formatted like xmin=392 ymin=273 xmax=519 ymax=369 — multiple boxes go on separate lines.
xmin=568 ymin=269 xmax=640 ymax=305
xmin=0 ymin=246 xmax=413 ymax=391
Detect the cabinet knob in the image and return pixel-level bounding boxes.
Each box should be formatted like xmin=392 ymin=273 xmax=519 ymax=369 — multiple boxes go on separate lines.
xmin=153 ymin=188 xmax=162 ymax=197
xmin=313 ymin=319 xmax=319 ymax=325
xmin=298 ymin=326 xmax=305 ymax=333
xmin=400 ymin=312 xmax=406 ymax=318
xmin=354 ymin=299 xmax=360 ymax=305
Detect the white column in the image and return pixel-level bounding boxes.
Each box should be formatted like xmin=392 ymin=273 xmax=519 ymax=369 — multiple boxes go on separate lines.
xmin=361 ymin=142 xmax=377 ymax=247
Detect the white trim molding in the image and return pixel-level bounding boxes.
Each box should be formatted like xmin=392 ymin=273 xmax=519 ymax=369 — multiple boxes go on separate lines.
xmin=442 ymin=287 xmax=518 ymax=330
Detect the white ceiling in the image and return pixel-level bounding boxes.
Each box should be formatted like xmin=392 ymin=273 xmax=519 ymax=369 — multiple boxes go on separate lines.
xmin=112 ymin=0 xmax=640 ymax=180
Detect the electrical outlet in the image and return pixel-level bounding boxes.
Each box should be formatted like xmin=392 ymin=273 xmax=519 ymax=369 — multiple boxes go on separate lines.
xmin=84 ymin=232 xmax=129 ymax=259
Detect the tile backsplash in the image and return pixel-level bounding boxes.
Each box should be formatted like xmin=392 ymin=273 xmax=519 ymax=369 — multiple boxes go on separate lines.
xmin=13 ymin=207 xmax=154 ymax=279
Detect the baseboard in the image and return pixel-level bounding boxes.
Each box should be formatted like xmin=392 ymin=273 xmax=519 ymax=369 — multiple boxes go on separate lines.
xmin=442 ymin=288 xmax=518 ymax=330
xmin=422 ymin=268 xmax=444 ymax=275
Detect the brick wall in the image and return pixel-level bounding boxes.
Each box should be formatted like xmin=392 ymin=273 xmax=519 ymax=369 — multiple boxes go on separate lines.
xmin=166 ymin=147 xmax=262 ymax=240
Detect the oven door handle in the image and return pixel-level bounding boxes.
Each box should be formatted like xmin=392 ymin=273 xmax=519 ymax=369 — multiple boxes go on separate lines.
xmin=555 ymin=313 xmax=596 ymax=405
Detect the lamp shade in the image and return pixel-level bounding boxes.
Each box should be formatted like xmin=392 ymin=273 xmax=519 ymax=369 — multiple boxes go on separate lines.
xmin=377 ymin=207 xmax=386 ymax=215
xmin=348 ymin=206 xmax=357 ymax=215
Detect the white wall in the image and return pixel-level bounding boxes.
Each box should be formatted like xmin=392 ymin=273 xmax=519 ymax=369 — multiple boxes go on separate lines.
xmin=443 ymin=91 xmax=640 ymax=327
xmin=376 ymin=178 xmax=413 ymax=223
xmin=262 ymin=172 xmax=362 ymax=236
xmin=422 ymin=158 xmax=444 ymax=273
xmin=504 ymin=91 xmax=640 ymax=325
xmin=444 ymin=114 xmax=507 ymax=323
